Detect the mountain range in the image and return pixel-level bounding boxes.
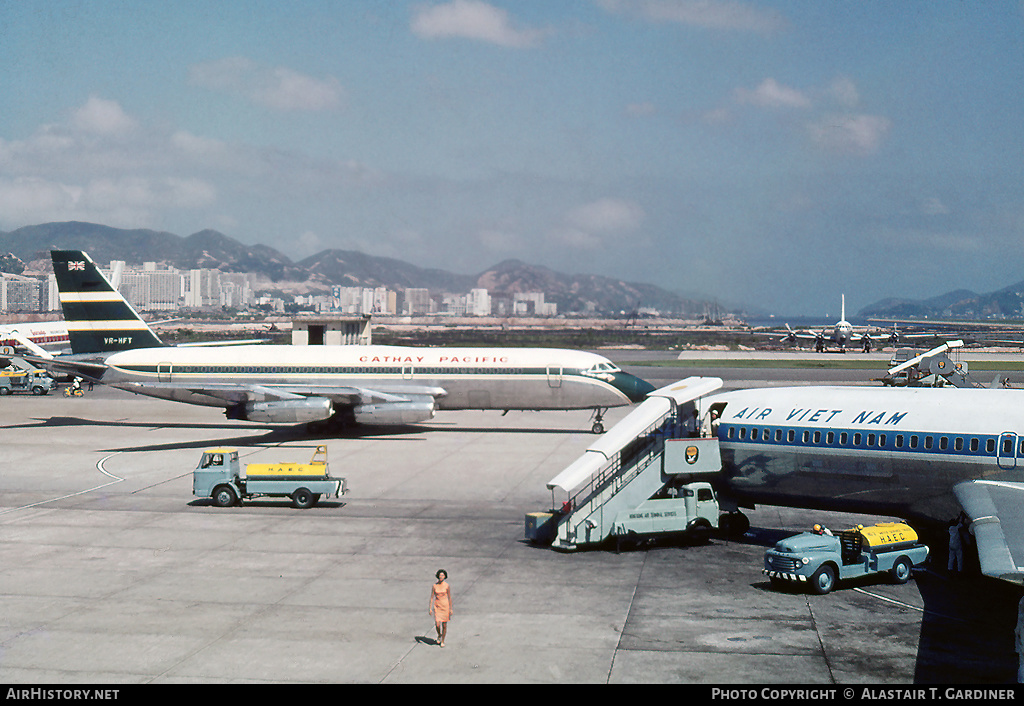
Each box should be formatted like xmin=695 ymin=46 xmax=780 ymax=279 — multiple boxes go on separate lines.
xmin=0 ymin=221 xmax=705 ymax=315
xmin=858 ymin=284 xmax=1024 ymax=320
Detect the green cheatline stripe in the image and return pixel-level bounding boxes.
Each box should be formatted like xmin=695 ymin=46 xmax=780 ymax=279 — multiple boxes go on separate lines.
xmin=620 ymin=359 xmax=1024 ymax=371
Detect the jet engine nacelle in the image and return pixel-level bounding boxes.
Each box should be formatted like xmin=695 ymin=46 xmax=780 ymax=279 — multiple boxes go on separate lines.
xmin=353 ymin=399 xmax=436 ymax=425
xmin=233 ymin=397 xmax=335 ymax=424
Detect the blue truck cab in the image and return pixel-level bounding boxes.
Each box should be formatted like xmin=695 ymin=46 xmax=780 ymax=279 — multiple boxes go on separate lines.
xmin=764 ymin=522 xmax=929 ymax=594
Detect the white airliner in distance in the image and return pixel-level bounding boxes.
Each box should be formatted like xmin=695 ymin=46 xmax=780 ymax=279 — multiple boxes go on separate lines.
xmin=0 ymin=320 xmax=71 ymax=357
xmin=40 ymin=250 xmax=655 ymax=432
xmin=775 ymin=295 xmax=940 ymax=352
xmin=700 ymin=383 xmax=1024 ymax=583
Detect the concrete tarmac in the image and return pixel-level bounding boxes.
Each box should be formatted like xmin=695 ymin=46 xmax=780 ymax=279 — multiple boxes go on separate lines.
xmin=0 ymin=361 xmax=1020 ymax=684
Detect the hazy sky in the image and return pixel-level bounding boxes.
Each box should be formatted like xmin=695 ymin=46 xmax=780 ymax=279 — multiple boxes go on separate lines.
xmin=1 ymin=1 xmax=1021 ymax=315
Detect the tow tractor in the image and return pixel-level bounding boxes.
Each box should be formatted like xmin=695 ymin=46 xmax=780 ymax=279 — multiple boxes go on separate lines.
xmin=193 ymin=445 xmax=346 ymax=509
xmin=763 ymin=521 xmax=929 ymax=594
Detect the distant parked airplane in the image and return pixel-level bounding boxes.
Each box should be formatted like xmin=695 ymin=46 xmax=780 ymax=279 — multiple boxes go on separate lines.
xmin=0 ymin=320 xmax=70 ymax=357
xmin=779 ymin=295 xmax=936 ymax=352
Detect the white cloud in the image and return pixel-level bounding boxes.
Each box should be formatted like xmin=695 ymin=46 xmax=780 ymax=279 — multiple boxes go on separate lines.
xmin=0 ymin=175 xmax=215 ymax=229
xmin=0 ymin=97 xmax=226 ymax=229
xmin=478 ymin=228 xmax=523 ymax=253
xmin=411 ymin=0 xmax=549 ymax=48
xmin=71 ymin=96 xmax=139 ymax=135
xmin=548 ymin=198 xmax=645 ymax=250
xmin=567 ymin=198 xmax=644 ymax=232
xmin=596 ymin=0 xmax=787 ymax=34
xmin=297 ymin=230 xmax=324 ymax=258
xmin=0 ymin=177 xmax=81 ymax=222
xmin=171 ymin=130 xmax=229 ymax=159
xmin=705 ymin=76 xmax=893 ymax=158
xmin=809 ymin=113 xmax=891 ymax=155
xmin=260 ymin=67 xmax=345 ymax=111
xmin=734 ymin=78 xmax=811 ymax=109
xmin=189 ymin=56 xmax=344 ymax=111
xmin=550 ymin=226 xmax=603 ymax=249
xmin=827 ymin=76 xmax=860 ymax=109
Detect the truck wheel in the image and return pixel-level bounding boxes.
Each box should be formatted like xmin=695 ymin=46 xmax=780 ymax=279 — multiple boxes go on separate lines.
xmin=0 ymin=387 xmax=9 ymax=395
xmin=292 ymin=488 xmax=315 ymax=509
xmin=686 ymin=519 xmax=712 ymax=545
xmin=720 ymin=512 xmax=750 ymax=539
xmin=212 ymin=485 xmax=237 ymax=508
xmin=810 ymin=564 xmax=836 ymax=595
xmin=32 ymin=386 xmax=45 ymax=395
xmin=891 ymin=557 xmax=913 ymax=584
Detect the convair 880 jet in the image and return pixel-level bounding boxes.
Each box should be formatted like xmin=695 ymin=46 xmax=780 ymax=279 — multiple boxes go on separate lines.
xmin=702 ymin=384 xmax=1024 ymax=582
xmin=45 ymin=250 xmax=654 ymax=431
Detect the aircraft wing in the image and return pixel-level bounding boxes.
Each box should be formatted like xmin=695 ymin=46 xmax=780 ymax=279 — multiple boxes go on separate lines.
xmin=176 ymin=339 xmax=271 ymax=347
xmin=953 ymin=480 xmax=1024 ymax=584
xmin=21 ymin=354 xmax=109 ymax=383
xmin=119 ymin=380 xmax=448 ymax=406
xmin=763 ymin=326 xmax=820 ymax=343
xmin=865 ymin=327 xmax=941 ymax=342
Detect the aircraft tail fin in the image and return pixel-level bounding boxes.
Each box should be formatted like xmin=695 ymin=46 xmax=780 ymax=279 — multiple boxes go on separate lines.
xmin=51 ymin=250 xmax=164 ymax=354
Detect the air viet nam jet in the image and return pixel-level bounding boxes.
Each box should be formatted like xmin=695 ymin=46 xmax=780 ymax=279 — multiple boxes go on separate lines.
xmin=701 ymin=383 xmax=1024 ymax=583
xmin=41 ymin=250 xmax=655 ymax=432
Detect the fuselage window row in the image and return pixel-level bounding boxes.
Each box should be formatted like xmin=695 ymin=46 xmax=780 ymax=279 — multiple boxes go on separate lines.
xmin=724 ymin=424 xmax=1017 ymax=457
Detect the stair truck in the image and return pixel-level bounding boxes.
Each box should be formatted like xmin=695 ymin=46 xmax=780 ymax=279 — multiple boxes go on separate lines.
xmin=529 ymin=377 xmax=730 ymax=550
xmin=193 ymin=446 xmax=347 ymax=508
xmin=763 ymin=521 xmax=930 ymax=594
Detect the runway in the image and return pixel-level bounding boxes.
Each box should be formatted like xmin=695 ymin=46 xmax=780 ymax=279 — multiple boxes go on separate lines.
xmin=0 ymin=356 xmax=1019 ymax=684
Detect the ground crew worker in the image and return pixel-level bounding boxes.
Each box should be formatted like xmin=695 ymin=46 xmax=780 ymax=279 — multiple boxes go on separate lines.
xmin=948 ymin=518 xmax=964 ymax=575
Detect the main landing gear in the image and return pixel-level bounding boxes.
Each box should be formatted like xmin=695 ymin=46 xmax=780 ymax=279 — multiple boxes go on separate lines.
xmin=590 ymin=408 xmax=607 ymax=434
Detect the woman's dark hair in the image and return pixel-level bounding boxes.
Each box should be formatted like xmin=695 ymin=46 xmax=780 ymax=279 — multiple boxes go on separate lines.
xmin=436 ymin=569 xmax=447 ymax=580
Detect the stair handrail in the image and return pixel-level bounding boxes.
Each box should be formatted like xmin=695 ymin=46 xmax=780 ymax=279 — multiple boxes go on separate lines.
xmin=566 ymin=415 xmax=685 ymax=516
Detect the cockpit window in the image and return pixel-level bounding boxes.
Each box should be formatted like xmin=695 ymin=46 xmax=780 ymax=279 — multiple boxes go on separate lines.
xmin=587 ymin=362 xmax=620 ymax=373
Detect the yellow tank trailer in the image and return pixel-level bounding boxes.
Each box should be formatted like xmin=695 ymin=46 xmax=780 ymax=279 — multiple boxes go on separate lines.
xmin=245 ymin=445 xmax=330 ymax=480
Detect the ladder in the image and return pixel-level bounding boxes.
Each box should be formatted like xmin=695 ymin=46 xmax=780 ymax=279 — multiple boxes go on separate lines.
xmin=543 ymin=377 xmax=724 ymax=551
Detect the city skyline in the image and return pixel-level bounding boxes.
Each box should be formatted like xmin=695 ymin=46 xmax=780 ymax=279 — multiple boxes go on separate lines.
xmin=1 ymin=2 xmax=1021 ymax=315
xmin=0 ymin=258 xmax=557 ymax=318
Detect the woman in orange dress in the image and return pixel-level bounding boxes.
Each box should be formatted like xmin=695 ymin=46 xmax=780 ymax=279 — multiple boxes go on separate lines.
xmin=429 ymin=569 xmax=453 ymax=647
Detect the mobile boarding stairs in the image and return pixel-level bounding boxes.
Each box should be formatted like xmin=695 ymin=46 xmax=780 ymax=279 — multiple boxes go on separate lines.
xmin=526 ymin=377 xmax=735 ymax=551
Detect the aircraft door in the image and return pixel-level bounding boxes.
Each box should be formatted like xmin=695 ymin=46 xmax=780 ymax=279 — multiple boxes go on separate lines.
xmin=546 ymin=365 xmax=562 ymax=388
xmin=997 ymin=432 xmax=1019 ymax=470
xmin=402 ymin=365 xmax=414 ymax=380
xmin=158 ymin=362 xmax=172 ymax=383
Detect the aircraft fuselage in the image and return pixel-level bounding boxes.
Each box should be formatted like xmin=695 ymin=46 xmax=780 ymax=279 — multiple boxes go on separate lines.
xmin=100 ymin=344 xmax=653 ymax=412
xmin=706 ymin=385 xmax=1024 ymax=522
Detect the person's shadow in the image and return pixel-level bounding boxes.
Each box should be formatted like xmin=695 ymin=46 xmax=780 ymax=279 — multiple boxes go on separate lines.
xmin=415 ymin=635 xmax=440 ymax=646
